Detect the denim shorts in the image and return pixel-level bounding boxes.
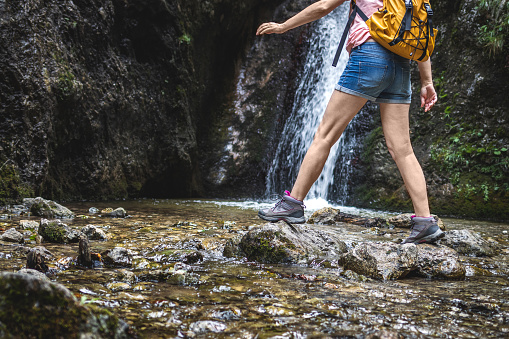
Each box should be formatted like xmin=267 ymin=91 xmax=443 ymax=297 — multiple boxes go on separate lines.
xmin=335 ymin=41 xmax=412 ymax=104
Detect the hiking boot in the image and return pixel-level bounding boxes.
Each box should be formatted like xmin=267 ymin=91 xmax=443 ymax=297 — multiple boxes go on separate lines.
xmin=401 ymin=215 xmax=445 ymax=244
xmin=258 ymin=191 xmax=306 ymax=224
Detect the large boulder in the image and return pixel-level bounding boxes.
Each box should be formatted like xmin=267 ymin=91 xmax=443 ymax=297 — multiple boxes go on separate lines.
xmin=437 ymin=229 xmax=500 ymax=257
xmin=338 ymin=242 xmax=418 ymax=280
xmin=23 ymin=197 xmax=74 ymax=219
xmin=0 ymin=272 xmax=134 ymax=338
xmin=239 ymin=221 xmax=348 ymax=264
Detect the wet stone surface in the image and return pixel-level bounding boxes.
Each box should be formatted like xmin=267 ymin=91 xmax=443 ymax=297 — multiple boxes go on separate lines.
xmin=0 ymin=199 xmax=508 ymax=338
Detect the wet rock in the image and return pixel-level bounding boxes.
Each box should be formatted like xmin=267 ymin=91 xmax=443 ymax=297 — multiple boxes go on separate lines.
xmin=387 ymin=213 xmax=445 ymax=230
xmin=38 ymin=219 xmax=81 ymax=243
xmin=176 ymin=238 xmax=205 ymax=250
xmin=189 ymin=320 xmax=227 ymax=334
xmin=239 ymin=221 xmax=348 ymax=264
xmin=25 ymin=246 xmax=54 ymax=261
xmin=106 ymin=282 xmax=131 ymax=292
xmin=77 ymin=234 xmax=93 ymax=268
xmin=1 ymin=227 xmax=24 ymax=243
xmin=223 ymin=235 xmax=245 ymax=258
xmin=102 ymin=247 xmax=133 ymax=267
xmin=0 ymin=272 xmax=133 ymax=338
xmin=26 ymin=248 xmax=50 ymax=273
xmin=366 ymin=330 xmax=403 ymax=339
xmin=182 ymin=251 xmax=204 ymax=264
xmin=17 ymin=268 xmax=50 ymax=282
xmin=88 ymin=207 xmax=100 ymax=214
xmin=415 ymin=244 xmax=466 ymax=279
xmin=438 ymin=229 xmax=499 ymax=257
xmin=81 ymin=224 xmax=108 ymax=240
xmin=116 ymin=269 xmax=137 ymax=285
xmin=101 ymin=207 xmax=127 ymax=218
xmin=23 ymin=197 xmax=74 ymax=219
xmin=19 ymin=220 xmax=39 ymax=231
xmin=338 ymin=242 xmax=418 ymax=280
xmin=308 ymin=207 xmax=387 ymax=228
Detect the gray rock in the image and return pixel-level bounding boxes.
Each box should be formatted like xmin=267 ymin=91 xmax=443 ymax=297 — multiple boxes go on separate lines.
xmin=17 ymin=268 xmax=50 ymax=282
xmin=1 ymin=227 xmax=24 ymax=243
xmin=101 ymin=207 xmax=127 ymax=218
xmin=438 ymin=229 xmax=499 ymax=257
xmin=239 ymin=221 xmax=348 ymax=264
xmin=19 ymin=220 xmax=40 ymax=231
xmin=38 ymin=219 xmax=82 ymax=243
xmin=102 ymin=247 xmax=133 ymax=267
xmin=0 ymin=272 xmax=133 ymax=337
xmin=81 ymin=224 xmax=108 ymax=240
xmin=25 ymin=246 xmax=54 ymax=261
xmin=308 ymin=207 xmax=387 ymax=228
xmin=338 ymin=242 xmax=418 ymax=280
xmin=23 ymin=197 xmax=75 ymax=219
xmin=190 ymin=320 xmax=227 ymax=334
xmin=415 ymin=244 xmax=466 ymax=279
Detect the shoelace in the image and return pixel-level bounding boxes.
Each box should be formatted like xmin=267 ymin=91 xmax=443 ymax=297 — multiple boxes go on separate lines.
xmin=269 ymin=194 xmax=306 ymax=211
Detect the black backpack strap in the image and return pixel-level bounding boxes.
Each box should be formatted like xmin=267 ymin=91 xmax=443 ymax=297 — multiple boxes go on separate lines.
xmin=390 ymin=0 xmax=413 ymax=46
xmin=417 ymin=2 xmax=433 ymax=60
xmin=332 ymin=1 xmax=369 ymax=67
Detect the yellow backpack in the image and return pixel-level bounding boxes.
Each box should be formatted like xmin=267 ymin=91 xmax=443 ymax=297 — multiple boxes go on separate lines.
xmin=333 ymin=0 xmax=437 ymax=66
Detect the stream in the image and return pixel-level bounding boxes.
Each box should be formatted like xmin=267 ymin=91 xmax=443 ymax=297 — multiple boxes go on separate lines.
xmin=1 ymin=199 xmax=508 ymax=338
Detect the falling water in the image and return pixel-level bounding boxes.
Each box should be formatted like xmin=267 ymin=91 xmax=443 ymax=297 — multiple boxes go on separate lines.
xmin=266 ymin=4 xmax=358 ymax=204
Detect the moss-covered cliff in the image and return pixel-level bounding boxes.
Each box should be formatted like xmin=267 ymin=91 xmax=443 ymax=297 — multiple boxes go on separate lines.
xmin=0 ymin=0 xmax=285 ymax=202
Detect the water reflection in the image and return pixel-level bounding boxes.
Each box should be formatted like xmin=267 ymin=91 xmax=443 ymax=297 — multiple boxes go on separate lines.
xmin=1 ymin=199 xmax=508 ymax=338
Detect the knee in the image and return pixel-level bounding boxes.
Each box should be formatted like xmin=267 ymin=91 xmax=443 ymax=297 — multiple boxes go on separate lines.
xmin=386 ymin=140 xmax=413 ymax=161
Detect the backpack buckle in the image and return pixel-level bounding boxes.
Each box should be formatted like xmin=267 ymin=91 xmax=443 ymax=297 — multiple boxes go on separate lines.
xmin=424 ymin=3 xmax=433 ymax=16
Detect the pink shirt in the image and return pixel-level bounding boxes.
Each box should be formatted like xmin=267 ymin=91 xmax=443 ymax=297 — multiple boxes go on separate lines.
xmin=346 ymin=0 xmax=384 ymax=53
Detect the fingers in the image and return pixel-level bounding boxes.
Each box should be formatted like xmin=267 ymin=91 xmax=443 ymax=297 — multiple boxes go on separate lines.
xmin=420 ymin=85 xmax=437 ymax=112
xmin=256 ymin=22 xmax=282 ymax=35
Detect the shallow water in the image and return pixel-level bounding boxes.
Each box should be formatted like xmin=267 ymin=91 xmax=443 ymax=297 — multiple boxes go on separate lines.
xmin=1 ymin=199 xmax=509 ymax=338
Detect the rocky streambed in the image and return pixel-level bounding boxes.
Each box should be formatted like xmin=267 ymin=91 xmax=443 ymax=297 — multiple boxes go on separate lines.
xmin=1 ymin=198 xmax=508 ymax=338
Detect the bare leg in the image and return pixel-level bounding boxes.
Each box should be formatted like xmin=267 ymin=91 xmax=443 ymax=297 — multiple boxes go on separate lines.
xmin=379 ymin=103 xmax=431 ymax=217
xmin=290 ymin=91 xmax=367 ymax=201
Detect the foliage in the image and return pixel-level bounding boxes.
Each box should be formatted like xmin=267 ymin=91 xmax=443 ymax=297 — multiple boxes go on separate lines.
xmin=0 ymin=163 xmax=34 ymax=206
xmin=429 ymin=124 xmax=509 ymax=202
xmin=476 ymin=0 xmax=509 ymax=55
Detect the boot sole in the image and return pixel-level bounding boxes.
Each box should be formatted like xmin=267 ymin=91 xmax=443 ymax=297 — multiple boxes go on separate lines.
xmin=258 ymin=212 xmax=306 ymax=224
xmin=416 ymin=229 xmax=445 ymax=244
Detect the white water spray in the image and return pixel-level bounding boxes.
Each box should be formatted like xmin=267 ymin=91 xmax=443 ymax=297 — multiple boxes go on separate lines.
xmin=266 ymin=4 xmax=357 ymax=204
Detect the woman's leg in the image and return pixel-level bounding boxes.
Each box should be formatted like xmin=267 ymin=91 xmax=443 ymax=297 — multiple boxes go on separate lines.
xmin=379 ymin=102 xmax=430 ymax=217
xmin=290 ymin=91 xmax=367 ymax=201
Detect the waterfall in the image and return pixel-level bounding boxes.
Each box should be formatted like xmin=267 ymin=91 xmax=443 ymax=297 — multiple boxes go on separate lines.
xmin=266 ymin=4 xmax=358 ymax=205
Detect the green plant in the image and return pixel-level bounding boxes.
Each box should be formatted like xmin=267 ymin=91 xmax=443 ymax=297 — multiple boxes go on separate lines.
xmin=178 ymin=33 xmax=192 ymax=45
xmin=477 ymin=0 xmax=509 ymax=55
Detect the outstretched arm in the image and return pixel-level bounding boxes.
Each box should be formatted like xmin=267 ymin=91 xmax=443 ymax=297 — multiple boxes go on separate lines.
xmin=256 ymin=0 xmax=346 ymax=35
xmin=418 ymin=59 xmax=437 ymax=112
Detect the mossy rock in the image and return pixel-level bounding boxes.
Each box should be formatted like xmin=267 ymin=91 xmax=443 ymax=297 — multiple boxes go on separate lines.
xmin=0 ymin=272 xmax=134 ymax=338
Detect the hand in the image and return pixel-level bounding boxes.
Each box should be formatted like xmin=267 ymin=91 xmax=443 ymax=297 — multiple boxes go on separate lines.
xmin=256 ymin=22 xmax=285 ymax=35
xmin=420 ymin=83 xmax=437 ymax=112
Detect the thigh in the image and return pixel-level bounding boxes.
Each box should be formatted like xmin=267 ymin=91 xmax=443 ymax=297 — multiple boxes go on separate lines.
xmin=316 ymin=90 xmax=368 ymax=146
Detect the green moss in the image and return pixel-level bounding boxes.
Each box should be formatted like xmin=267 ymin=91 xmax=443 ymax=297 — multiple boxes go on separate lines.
xmin=240 ymin=230 xmax=294 ymax=263
xmin=0 ymin=163 xmax=34 ymax=205
xmin=39 ymin=221 xmax=67 ymax=243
